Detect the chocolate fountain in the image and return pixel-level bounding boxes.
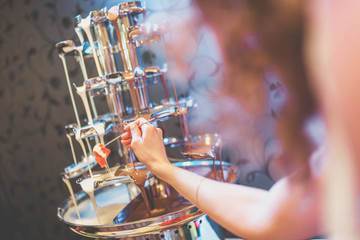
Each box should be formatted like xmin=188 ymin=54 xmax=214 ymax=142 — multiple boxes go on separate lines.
xmin=55 ymin=1 xmax=239 ymax=239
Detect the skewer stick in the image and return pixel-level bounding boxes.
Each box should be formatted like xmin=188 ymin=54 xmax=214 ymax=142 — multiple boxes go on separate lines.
xmin=104 ymin=106 xmax=182 ymax=147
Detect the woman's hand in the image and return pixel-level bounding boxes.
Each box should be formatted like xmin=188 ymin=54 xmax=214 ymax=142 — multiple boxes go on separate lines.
xmin=120 ymin=118 xmax=171 ymax=175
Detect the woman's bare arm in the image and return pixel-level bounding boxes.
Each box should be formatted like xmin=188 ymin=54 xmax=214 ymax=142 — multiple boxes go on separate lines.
xmin=121 ymin=119 xmax=320 ymax=239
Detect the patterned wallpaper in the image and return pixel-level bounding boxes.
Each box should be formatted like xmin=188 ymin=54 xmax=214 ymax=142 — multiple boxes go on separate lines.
xmin=0 ymin=0 xmax=282 ymax=239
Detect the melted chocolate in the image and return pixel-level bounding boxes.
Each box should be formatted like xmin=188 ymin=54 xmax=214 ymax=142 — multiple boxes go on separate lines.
xmin=113 ymin=164 xmax=236 ymax=224
xmin=182 ymin=142 xmax=213 ymax=157
xmin=108 ymin=6 xmax=130 ymax=72
xmin=161 ymin=35 xmax=192 ymax=144
xmin=183 ymin=139 xmax=225 ymax=182
xmin=116 ymin=167 xmax=152 ymax=214
xmin=114 ymin=180 xmax=191 ymax=223
xmin=218 ymin=140 xmax=225 ymax=182
xmin=123 ymin=72 xmax=140 ymax=117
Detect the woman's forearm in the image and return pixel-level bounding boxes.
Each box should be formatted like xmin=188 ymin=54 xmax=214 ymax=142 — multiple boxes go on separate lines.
xmin=154 ymin=161 xmax=319 ymax=239
xmin=154 ymin=162 xmax=272 ymax=238
xmin=153 ymin=162 xmax=210 ymax=206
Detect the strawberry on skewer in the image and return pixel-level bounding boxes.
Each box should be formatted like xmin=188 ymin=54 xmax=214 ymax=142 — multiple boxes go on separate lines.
xmin=93 ymin=144 xmax=111 ymax=168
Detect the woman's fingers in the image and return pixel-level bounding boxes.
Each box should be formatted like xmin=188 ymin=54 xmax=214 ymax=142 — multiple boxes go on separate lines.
xmin=121 ymin=118 xmax=161 ymax=150
xmin=137 ymin=118 xmax=148 ymax=125
xmin=157 ymin=128 xmax=163 ymax=137
xmin=141 ymin=122 xmax=157 ymax=138
xmin=123 ymin=118 xmax=147 ymax=132
xmin=122 ymin=118 xmax=147 ymax=140
xmin=124 ymin=124 xmax=131 ymax=132
xmin=121 ymin=139 xmax=132 ymax=148
xmin=121 ymin=131 xmax=132 ymax=140
xmin=130 ymin=122 xmax=142 ymax=143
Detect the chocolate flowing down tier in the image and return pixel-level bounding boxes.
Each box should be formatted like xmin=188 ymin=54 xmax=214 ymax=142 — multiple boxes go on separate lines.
xmin=57 ymin=160 xmax=239 ymax=238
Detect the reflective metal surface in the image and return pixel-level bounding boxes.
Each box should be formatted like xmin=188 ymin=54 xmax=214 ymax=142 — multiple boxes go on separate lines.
xmin=57 ymin=160 xmax=239 ymax=238
xmin=63 ymin=155 xmax=98 ymax=179
xmin=181 ymin=133 xmax=221 ymax=160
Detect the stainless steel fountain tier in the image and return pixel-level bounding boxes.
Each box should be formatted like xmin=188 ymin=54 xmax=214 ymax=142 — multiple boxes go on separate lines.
xmin=57 ymin=160 xmax=239 ymax=239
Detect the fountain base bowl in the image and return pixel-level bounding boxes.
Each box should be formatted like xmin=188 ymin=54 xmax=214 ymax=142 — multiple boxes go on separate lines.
xmin=57 ymin=160 xmax=239 ymax=239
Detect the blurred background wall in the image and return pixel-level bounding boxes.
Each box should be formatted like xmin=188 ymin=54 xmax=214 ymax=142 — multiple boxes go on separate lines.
xmin=0 ymin=0 xmax=280 ymax=239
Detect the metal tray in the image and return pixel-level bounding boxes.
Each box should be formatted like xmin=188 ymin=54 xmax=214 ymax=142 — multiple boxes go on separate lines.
xmin=57 ymin=160 xmax=239 ymax=238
